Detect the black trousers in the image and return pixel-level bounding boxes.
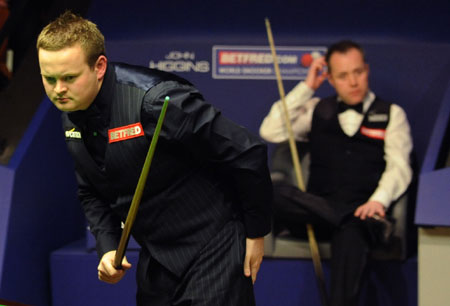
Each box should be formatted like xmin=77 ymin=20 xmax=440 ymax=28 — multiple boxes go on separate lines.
xmin=136 ymin=220 xmax=255 ymax=306
xmin=273 ymin=183 xmax=385 ymax=306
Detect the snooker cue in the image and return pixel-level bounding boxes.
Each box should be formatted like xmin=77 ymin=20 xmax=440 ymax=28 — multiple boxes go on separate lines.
xmin=265 ymin=18 xmax=329 ymax=306
xmin=113 ymin=96 xmax=170 ymax=269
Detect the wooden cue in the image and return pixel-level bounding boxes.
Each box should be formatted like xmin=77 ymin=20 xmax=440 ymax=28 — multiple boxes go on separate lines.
xmin=265 ymin=18 xmax=329 ymax=306
xmin=114 ymin=96 xmax=170 ymax=269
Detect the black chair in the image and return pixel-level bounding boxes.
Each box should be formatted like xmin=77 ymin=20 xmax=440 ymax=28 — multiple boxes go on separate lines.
xmin=264 ymin=141 xmax=414 ymax=261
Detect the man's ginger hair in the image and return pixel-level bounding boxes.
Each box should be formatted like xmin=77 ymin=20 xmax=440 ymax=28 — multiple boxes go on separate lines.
xmin=36 ymin=11 xmax=105 ymax=67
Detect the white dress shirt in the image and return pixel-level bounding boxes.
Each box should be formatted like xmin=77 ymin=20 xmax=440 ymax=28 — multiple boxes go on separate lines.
xmin=260 ymin=82 xmax=413 ymax=209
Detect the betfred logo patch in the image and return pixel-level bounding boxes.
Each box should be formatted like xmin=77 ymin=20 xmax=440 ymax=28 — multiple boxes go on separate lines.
xmin=108 ymin=122 xmax=144 ymax=143
xmin=360 ymin=126 xmax=386 ymax=140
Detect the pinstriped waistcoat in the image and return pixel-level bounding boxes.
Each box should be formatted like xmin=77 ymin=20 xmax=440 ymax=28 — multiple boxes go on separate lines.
xmin=63 ymin=63 xmax=233 ymax=277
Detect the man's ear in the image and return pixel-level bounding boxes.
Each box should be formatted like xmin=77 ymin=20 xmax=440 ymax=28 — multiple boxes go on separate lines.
xmin=328 ymin=73 xmax=336 ymax=89
xmin=95 ymin=55 xmax=107 ymax=81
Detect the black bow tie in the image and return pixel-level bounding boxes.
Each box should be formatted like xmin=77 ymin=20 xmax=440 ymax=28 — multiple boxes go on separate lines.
xmin=338 ymin=102 xmax=363 ymax=114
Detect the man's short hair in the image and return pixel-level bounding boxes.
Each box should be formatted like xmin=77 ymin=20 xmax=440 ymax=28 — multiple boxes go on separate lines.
xmin=36 ymin=11 xmax=105 ymax=68
xmin=325 ymin=40 xmax=366 ymax=72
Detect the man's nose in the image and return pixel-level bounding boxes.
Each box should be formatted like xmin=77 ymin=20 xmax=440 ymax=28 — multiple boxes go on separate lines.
xmin=348 ymin=74 xmax=357 ymax=86
xmin=54 ymin=81 xmax=67 ymax=94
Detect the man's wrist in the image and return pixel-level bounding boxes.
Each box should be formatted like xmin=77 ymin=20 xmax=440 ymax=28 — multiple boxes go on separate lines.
xmin=369 ymin=190 xmax=390 ymax=209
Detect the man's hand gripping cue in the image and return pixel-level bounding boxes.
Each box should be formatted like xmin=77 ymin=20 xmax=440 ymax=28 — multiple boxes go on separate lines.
xmin=97 ymin=250 xmax=132 ymax=284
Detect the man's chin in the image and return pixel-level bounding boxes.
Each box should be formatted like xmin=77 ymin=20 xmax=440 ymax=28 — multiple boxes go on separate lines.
xmin=53 ymin=101 xmax=78 ymax=112
xmin=345 ymin=97 xmax=364 ymax=105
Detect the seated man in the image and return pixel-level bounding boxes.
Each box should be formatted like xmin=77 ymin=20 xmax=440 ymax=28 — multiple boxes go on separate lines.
xmin=260 ymin=40 xmax=413 ymax=306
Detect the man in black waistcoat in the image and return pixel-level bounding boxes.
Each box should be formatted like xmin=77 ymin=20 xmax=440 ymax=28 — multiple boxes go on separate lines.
xmin=260 ymin=40 xmax=413 ymax=306
xmin=37 ymin=11 xmax=272 ymax=306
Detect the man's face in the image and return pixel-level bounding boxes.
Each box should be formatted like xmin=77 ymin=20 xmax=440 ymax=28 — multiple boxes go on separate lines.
xmin=327 ymin=48 xmax=369 ymax=105
xmin=38 ymin=44 xmax=106 ymax=112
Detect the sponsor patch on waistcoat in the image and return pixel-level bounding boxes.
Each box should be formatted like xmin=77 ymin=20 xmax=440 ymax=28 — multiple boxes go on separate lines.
xmin=65 ymin=128 xmax=82 ymax=139
xmin=360 ymin=126 xmax=386 ymax=140
xmin=367 ymin=113 xmax=388 ymax=122
xmin=108 ymin=122 xmax=145 ymax=143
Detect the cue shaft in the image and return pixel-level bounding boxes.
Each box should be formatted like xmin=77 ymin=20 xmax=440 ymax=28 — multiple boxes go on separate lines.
xmin=265 ymin=18 xmax=329 ymax=306
xmin=265 ymin=18 xmax=305 ymax=191
xmin=114 ymin=96 xmax=170 ymax=269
